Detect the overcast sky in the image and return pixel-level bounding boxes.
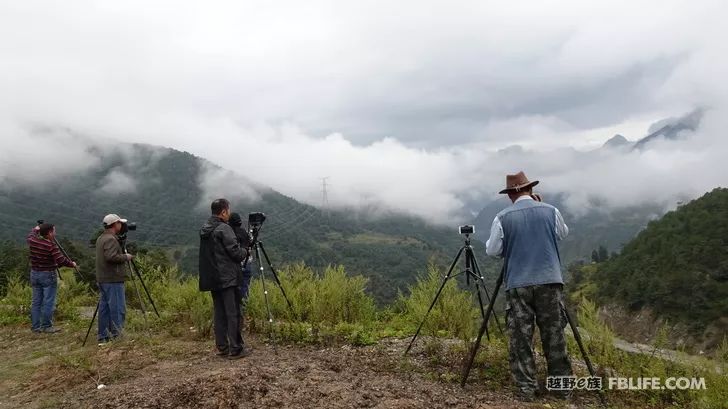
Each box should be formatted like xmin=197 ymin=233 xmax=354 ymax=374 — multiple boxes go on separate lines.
xmin=1 ymin=1 xmax=726 ymax=220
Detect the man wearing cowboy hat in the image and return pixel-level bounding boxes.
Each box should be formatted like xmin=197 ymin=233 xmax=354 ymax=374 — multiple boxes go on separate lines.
xmin=485 ymin=171 xmax=572 ymax=401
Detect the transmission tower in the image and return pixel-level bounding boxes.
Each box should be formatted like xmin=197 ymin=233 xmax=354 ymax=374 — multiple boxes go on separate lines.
xmin=321 ymin=177 xmax=330 ymax=218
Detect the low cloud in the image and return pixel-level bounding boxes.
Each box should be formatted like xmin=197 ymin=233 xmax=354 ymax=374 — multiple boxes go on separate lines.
xmin=0 ymin=125 xmax=101 ymax=188
xmin=1 ymin=0 xmax=727 ymax=223
xmin=97 ymin=168 xmax=137 ymax=195
xmin=196 ymin=160 xmax=263 ymax=211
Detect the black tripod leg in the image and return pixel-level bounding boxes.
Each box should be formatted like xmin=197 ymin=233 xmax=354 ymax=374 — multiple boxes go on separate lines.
xmin=82 ymin=300 xmax=100 ymax=347
xmin=253 ymin=244 xmax=277 ymax=353
xmin=460 ymin=264 xmax=505 ymax=387
xmin=471 ymin=255 xmax=504 ymax=337
xmin=404 ymin=247 xmax=465 ymax=356
xmin=127 ymin=261 xmax=148 ymax=324
xmin=257 ymin=242 xmax=294 ymax=314
xmin=130 ymin=259 xmax=160 ymax=318
xmin=464 ymin=252 xmax=485 ymax=318
xmin=563 ymin=306 xmax=608 ymax=407
xmin=470 ymin=277 xmax=491 ymax=341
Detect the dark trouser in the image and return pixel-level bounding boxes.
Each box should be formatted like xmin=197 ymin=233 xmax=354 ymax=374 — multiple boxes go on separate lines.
xmin=505 ymin=283 xmax=573 ymax=394
xmin=211 ymin=286 xmax=243 ymax=354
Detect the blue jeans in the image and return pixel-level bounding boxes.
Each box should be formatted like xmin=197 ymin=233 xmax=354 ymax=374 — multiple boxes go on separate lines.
xmin=97 ymin=282 xmax=126 ymax=341
xmin=30 ymin=271 xmax=58 ymax=331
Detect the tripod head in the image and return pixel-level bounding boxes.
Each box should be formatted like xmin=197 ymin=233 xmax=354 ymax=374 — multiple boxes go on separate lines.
xmin=459 ymin=225 xmax=474 ymax=245
xmin=247 ymin=212 xmax=266 ymax=246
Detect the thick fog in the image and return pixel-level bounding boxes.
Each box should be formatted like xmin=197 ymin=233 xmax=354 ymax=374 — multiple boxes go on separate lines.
xmin=1 ymin=0 xmax=726 ymax=221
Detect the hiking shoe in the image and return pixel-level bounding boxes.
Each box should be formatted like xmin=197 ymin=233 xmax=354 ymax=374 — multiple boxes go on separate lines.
xmin=514 ymin=389 xmax=536 ymax=402
xmin=216 ymin=349 xmax=229 ymax=357
xmin=42 ymin=327 xmax=62 ymax=334
xmin=552 ymin=390 xmax=572 ymax=400
xmin=228 ymin=348 xmax=252 ymax=360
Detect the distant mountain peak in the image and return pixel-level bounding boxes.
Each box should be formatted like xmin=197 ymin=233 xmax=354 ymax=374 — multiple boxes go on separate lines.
xmin=603 ymin=134 xmax=631 ymax=149
xmin=634 ymin=108 xmax=704 ymax=150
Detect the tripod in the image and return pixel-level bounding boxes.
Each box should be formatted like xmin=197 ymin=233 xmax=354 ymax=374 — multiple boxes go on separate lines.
xmin=82 ymin=238 xmax=159 ymax=346
xmin=459 ymin=264 xmax=607 ymax=407
xmin=404 ymin=233 xmax=503 ymax=356
xmin=242 ymin=227 xmax=294 ymax=353
xmin=52 ymin=236 xmax=95 ymax=289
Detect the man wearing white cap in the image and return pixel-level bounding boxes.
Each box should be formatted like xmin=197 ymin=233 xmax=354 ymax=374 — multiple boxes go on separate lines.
xmin=95 ymin=214 xmax=134 ymax=343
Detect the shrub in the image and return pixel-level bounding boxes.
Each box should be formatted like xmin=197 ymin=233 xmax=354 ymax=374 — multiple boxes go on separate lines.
xmin=0 ymin=276 xmax=31 ymax=324
xmin=246 ymin=263 xmax=376 ymax=328
xmin=396 ymin=263 xmax=480 ymax=340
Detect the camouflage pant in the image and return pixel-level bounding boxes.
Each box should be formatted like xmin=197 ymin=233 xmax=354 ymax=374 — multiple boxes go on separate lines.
xmin=505 ymin=283 xmax=573 ymax=394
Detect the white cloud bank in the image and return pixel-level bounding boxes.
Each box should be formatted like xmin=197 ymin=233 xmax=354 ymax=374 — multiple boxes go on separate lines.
xmin=1 ymin=0 xmax=727 ymax=221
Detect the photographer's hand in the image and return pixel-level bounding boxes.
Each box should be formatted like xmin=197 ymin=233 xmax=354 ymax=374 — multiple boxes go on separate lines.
xmin=126 ymin=254 xmax=135 ymax=261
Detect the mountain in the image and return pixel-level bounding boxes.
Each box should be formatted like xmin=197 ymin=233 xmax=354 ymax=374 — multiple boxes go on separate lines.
xmin=471 ymin=109 xmax=706 ymax=262
xmin=0 ymin=142 xmax=491 ymax=303
xmin=570 ymin=188 xmax=728 ymax=348
xmin=633 ymin=108 xmax=703 ymax=150
xmin=602 ymin=134 xmax=632 ymax=149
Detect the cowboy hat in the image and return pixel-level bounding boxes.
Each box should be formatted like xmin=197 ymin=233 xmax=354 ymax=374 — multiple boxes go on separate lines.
xmin=499 ymin=171 xmax=539 ymax=194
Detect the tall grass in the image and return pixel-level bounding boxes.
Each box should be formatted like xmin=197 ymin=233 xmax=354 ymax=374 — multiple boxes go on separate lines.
xmin=0 ymin=268 xmax=93 ymax=325
xmin=394 ymin=263 xmax=480 ymax=341
xmin=574 ymin=298 xmax=728 ymax=409
xmin=129 ymin=257 xmax=213 ymax=337
xmin=246 ymin=263 xmax=376 ymax=333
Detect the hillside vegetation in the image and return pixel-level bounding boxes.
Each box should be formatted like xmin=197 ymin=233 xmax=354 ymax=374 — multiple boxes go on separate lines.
xmin=570 ymin=188 xmax=728 ymax=345
xmin=0 ymin=143 xmax=483 ymax=303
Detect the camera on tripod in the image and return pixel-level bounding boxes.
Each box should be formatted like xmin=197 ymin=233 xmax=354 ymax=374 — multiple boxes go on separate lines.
xmin=459 ymin=225 xmax=474 ymax=235
xmin=117 ymin=220 xmax=137 ymax=241
xmin=248 ymin=212 xmax=266 ymax=229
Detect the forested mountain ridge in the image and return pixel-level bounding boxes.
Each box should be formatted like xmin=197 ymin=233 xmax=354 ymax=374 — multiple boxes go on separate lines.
xmin=569 ymin=187 xmax=728 ymax=348
xmin=0 ymin=143 xmax=491 ymax=302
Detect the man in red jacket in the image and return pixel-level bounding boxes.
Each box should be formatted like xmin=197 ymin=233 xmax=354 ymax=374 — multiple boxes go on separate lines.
xmin=27 ymin=223 xmax=78 ymax=333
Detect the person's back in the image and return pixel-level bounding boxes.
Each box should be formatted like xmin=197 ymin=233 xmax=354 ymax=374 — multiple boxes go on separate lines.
xmin=497 ymin=198 xmax=563 ymax=290
xmin=485 ymin=171 xmax=572 ymax=401
xmin=26 ymin=223 xmax=76 ymax=333
xmin=198 ymin=198 xmax=249 ymax=360
xmin=199 ymin=215 xmax=245 ymax=291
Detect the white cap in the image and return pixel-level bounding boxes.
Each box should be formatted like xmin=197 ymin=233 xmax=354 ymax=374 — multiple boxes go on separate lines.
xmin=102 ymin=214 xmax=127 ymax=226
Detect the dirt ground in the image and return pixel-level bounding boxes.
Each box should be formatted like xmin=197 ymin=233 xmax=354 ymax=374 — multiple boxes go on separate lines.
xmin=0 ymin=325 xmax=596 ymax=409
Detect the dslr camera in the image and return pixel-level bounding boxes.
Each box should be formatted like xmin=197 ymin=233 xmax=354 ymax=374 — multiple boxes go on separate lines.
xmin=117 ymin=220 xmax=137 ymax=241
xmin=248 ymin=212 xmax=266 ymax=229
xmin=459 ymin=225 xmax=474 ymax=235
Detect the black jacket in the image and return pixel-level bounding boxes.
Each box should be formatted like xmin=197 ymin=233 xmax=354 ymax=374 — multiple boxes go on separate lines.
xmin=228 ymin=212 xmax=253 ymax=248
xmin=198 ymin=216 xmax=246 ymax=292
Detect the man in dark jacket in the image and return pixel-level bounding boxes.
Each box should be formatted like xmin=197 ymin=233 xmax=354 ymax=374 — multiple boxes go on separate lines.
xmin=229 ymin=212 xmax=254 ymax=307
xmin=199 ymin=198 xmax=250 ymax=359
